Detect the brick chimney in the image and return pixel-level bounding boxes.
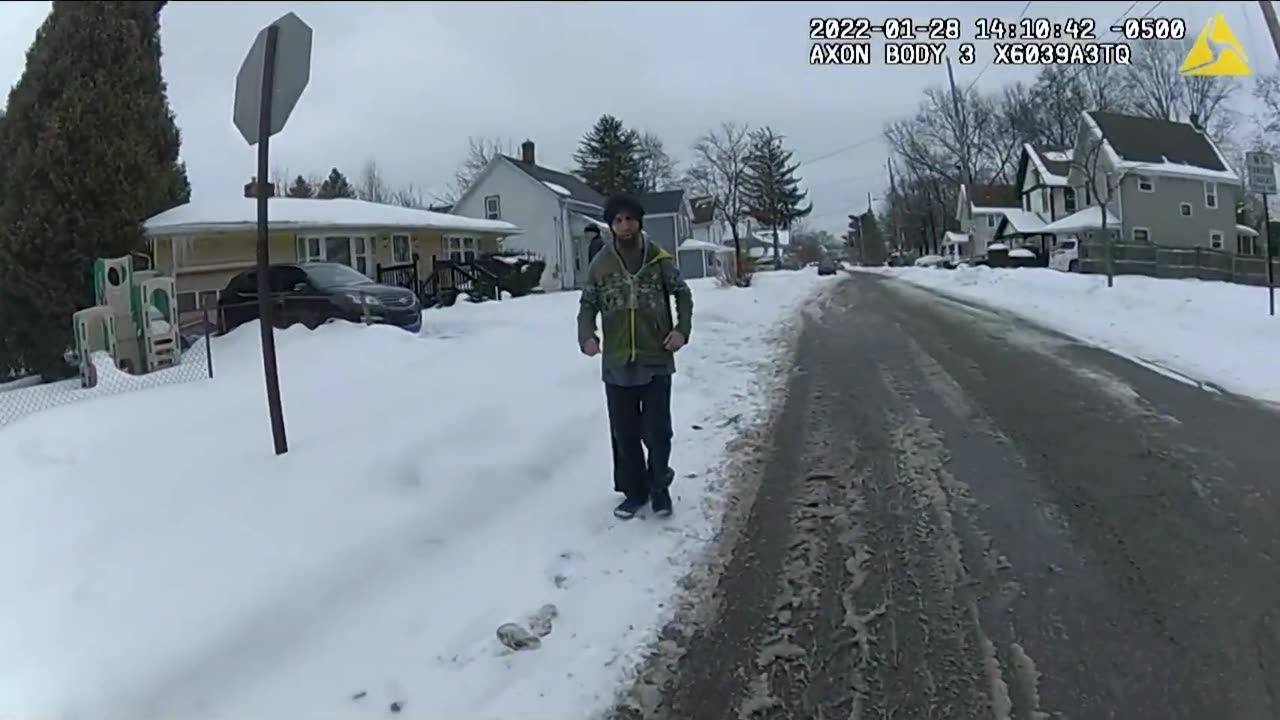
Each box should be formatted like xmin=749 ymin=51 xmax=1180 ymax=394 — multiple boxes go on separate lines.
xmin=521 ymin=139 xmax=535 ymax=164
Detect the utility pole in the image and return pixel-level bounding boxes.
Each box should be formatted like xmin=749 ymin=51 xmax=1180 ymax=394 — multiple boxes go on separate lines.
xmin=887 ymin=157 xmax=905 ymax=261
xmin=945 ymin=57 xmax=974 ymax=191
xmin=1259 ymin=1 xmax=1280 ymax=58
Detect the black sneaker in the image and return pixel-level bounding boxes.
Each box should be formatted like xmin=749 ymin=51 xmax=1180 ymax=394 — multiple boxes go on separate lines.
xmin=614 ymin=495 xmax=648 ymax=520
xmin=651 ymin=489 xmax=673 ymax=518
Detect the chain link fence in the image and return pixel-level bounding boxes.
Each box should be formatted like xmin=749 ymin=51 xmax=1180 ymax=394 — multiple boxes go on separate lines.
xmin=0 ymin=304 xmax=218 ymax=430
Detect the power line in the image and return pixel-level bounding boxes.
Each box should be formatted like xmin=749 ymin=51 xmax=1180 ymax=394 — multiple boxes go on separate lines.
xmin=963 ymin=0 xmax=1036 ymax=95
xmin=806 ymin=169 xmax=887 ymax=191
xmin=796 ymin=135 xmax=882 ymax=168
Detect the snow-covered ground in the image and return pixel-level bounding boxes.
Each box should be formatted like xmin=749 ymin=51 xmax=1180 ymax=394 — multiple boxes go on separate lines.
xmin=861 ymin=265 xmax=1280 ymax=404
xmin=0 ymin=270 xmax=838 ymax=720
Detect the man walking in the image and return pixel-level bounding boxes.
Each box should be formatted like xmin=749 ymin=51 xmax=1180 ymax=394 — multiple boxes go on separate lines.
xmin=578 ymin=194 xmax=694 ymax=520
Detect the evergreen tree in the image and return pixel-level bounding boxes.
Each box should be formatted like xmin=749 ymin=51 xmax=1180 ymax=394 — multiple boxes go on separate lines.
xmin=286 ymin=174 xmax=316 ymax=198
xmin=742 ymin=126 xmax=812 ymax=269
xmin=573 ymin=115 xmax=644 ymax=197
xmin=0 ymin=0 xmax=191 ymax=376
xmin=316 ymin=168 xmax=356 ymax=199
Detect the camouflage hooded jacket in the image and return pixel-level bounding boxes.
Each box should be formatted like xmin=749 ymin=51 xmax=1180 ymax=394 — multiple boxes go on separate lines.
xmin=576 ymin=239 xmax=694 ymax=372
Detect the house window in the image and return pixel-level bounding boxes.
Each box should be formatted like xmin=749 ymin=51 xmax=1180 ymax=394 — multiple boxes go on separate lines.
xmin=296 ymin=236 xmax=324 ymax=262
xmin=295 ymin=234 xmax=373 ymax=277
xmin=391 ymin=234 xmax=413 ymax=264
xmin=1064 ymin=188 xmax=1077 ymax=213
xmin=986 ymin=215 xmax=996 ymax=228
xmin=1204 ymin=182 xmax=1218 ymax=209
xmin=447 ymin=236 xmax=477 ymax=262
xmin=1040 ymin=188 xmax=1051 ymax=213
xmin=484 ymin=195 xmax=501 ymax=220
xmin=1179 ymin=202 xmax=1193 ymax=217
xmin=1023 ymin=194 xmax=1031 ymax=211
xmin=1210 ymin=230 xmax=1224 ymax=249
xmin=1238 ymin=234 xmax=1259 ymax=255
xmin=1132 ymin=227 xmax=1151 ymax=243
xmin=1137 ymin=175 xmax=1155 ymax=192
xmin=352 ymin=236 xmax=372 ymax=277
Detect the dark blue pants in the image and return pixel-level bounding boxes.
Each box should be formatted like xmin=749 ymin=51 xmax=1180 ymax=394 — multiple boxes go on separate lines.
xmin=605 ymin=376 xmax=674 ymax=499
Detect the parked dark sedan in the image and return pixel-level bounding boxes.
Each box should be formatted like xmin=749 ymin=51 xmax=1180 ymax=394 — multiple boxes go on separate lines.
xmin=817 ymin=257 xmax=838 ymax=275
xmin=218 ymin=262 xmax=422 ymax=334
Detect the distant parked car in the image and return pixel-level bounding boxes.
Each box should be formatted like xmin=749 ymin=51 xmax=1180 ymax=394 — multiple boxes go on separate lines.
xmin=218 ymin=262 xmax=422 ymax=334
xmin=817 ymin=257 xmax=838 ymax=275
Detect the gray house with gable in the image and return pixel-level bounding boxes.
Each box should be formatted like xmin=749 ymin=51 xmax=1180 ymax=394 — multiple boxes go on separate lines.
xmin=1065 ymin=111 xmax=1248 ymax=252
xmin=636 ymin=189 xmax=696 ymax=259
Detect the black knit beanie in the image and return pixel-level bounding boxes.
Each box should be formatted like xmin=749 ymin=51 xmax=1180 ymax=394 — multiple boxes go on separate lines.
xmin=603 ymin=194 xmax=645 ymax=231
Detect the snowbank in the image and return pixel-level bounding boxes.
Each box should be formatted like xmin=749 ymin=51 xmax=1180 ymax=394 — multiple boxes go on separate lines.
xmin=864 ymin=265 xmax=1280 ymax=403
xmin=0 ymin=271 xmax=840 ymax=720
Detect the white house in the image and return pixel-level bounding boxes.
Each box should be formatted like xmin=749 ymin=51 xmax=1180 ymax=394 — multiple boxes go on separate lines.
xmin=450 ymin=140 xmax=606 ymax=291
xmin=688 ymin=196 xmax=724 ymax=247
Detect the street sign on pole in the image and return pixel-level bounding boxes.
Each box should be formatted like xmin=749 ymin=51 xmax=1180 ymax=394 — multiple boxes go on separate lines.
xmin=1246 ymin=150 xmax=1276 ymax=196
xmin=233 ymin=12 xmax=313 ymax=147
xmin=232 ymin=12 xmax=313 ymax=456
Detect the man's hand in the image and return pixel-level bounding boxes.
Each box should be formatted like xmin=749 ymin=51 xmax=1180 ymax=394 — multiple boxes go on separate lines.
xmin=581 ymin=336 xmax=601 ymax=356
xmin=663 ymin=330 xmax=687 ymax=352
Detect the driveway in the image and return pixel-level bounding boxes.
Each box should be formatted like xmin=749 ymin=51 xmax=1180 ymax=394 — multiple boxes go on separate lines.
xmin=613 ymin=272 xmax=1280 ymax=720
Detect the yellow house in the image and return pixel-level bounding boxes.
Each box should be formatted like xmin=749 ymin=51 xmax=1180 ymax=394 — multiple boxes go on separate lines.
xmin=143 ymin=195 xmax=521 ymax=315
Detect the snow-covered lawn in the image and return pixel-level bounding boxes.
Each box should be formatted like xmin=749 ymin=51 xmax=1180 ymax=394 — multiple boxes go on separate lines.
xmin=862 ymin=265 xmax=1280 ymax=403
xmin=0 ymin=270 xmax=838 ymax=720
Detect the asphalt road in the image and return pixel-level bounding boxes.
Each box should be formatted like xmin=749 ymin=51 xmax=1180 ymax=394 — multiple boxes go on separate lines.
xmin=612 ymin=272 xmax=1280 ymax=720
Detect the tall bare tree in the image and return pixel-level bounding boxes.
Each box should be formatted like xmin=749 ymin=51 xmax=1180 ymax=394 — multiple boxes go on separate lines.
xmin=1078 ymin=62 xmax=1131 ymax=115
xmin=1123 ymin=39 xmax=1237 ymax=128
xmin=685 ymin=122 xmax=753 ymax=279
xmin=1068 ymin=130 xmax=1136 ymax=287
xmin=1029 ymin=67 xmax=1087 ymax=148
xmin=984 ymin=83 xmax=1039 ymax=182
xmin=355 ymin=159 xmax=392 ymax=204
xmin=392 ymin=183 xmax=429 ymax=209
xmin=637 ymin=130 xmax=677 ymax=192
xmin=446 ymin=136 xmax=516 ymax=202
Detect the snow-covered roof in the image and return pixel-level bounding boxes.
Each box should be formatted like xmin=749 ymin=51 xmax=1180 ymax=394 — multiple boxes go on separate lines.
xmin=1081 ymin=111 xmax=1242 ymax=185
xmin=572 ymin=212 xmax=609 ymax=232
xmin=543 ymin=181 xmax=571 ymax=197
xmin=1000 ymin=209 xmax=1048 ymax=234
xmin=144 ymin=197 xmax=521 ymax=237
xmin=941 ymin=231 xmax=969 ymax=245
xmin=1023 ymin=143 xmax=1071 ymax=186
xmin=751 ymin=229 xmax=791 ymax=246
xmin=679 ymin=238 xmax=731 ymax=252
xmin=1236 ymin=224 xmax=1259 ymax=237
xmin=1040 ymin=206 xmax=1121 ymax=234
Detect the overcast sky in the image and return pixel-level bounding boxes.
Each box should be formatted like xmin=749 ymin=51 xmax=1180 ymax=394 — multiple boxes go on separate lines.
xmin=0 ymin=1 xmax=1271 ymax=234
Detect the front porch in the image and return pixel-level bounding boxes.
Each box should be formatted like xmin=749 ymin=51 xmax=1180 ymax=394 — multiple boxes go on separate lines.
xmin=993 ymin=209 xmax=1054 ymax=260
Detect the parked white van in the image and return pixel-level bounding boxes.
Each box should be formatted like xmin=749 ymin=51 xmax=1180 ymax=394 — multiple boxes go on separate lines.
xmin=1049 ymin=237 xmax=1080 ymax=272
